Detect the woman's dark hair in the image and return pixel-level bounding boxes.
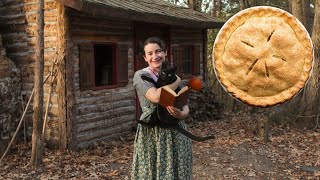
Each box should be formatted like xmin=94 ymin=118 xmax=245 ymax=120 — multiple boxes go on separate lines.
xmin=143 ymin=37 xmax=166 ymax=55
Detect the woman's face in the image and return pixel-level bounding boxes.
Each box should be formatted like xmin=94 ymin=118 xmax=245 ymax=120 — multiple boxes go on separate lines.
xmin=143 ymin=43 xmax=167 ymax=71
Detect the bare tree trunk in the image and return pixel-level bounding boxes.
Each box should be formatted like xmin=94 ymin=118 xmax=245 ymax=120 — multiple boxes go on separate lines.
xmin=254 ymin=114 xmax=270 ymax=142
xmin=188 ymin=0 xmax=202 ymax=11
xmin=208 ymin=0 xmax=241 ymax=112
xmin=30 ymin=0 xmax=44 ymax=167
xmin=292 ymin=0 xmax=311 ymax=43
xmin=188 ymin=0 xmax=195 ymax=9
xmin=212 ymin=0 xmax=221 ymax=17
xmin=240 ymin=0 xmax=250 ymax=10
xmin=302 ymin=0 xmax=311 ymax=33
xmin=240 ymin=0 xmax=246 ymax=10
xmin=267 ymin=0 xmax=316 ymax=128
xmin=284 ymin=0 xmax=319 ymax=128
xmin=198 ymin=0 xmax=203 ymax=11
xmin=287 ymin=0 xmax=292 ymax=13
xmin=253 ymin=0 xmax=263 ymax=6
xmin=311 ymin=0 xmax=320 ymax=107
xmin=300 ymin=0 xmax=320 ymax=128
xmin=292 ymin=0 xmax=304 ymax=21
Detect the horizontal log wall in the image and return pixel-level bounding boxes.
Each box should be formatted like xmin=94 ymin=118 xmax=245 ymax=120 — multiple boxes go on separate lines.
xmin=69 ymin=10 xmax=136 ymax=148
xmin=0 ymin=0 xmax=60 ymax=144
xmin=170 ymin=27 xmax=203 ymax=44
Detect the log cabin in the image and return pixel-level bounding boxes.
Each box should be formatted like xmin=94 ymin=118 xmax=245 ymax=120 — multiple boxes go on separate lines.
xmin=0 ymin=0 xmax=223 ymax=149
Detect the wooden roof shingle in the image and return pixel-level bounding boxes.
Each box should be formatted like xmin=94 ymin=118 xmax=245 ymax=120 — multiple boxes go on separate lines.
xmin=59 ymin=0 xmax=224 ymax=28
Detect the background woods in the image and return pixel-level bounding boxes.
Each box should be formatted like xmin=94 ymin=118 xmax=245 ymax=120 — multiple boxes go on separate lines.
xmin=169 ymin=0 xmax=319 ymax=129
xmin=0 ymin=0 xmax=319 ymax=174
xmin=299 ymin=0 xmax=320 ymax=128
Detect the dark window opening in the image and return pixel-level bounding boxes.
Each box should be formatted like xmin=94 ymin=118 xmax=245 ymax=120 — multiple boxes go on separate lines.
xmin=182 ymin=47 xmax=193 ymax=74
xmin=79 ymin=43 xmax=128 ymax=90
xmin=94 ymin=44 xmax=115 ymax=86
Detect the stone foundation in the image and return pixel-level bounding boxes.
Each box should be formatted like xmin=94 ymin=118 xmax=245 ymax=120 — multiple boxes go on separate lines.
xmin=0 ymin=34 xmax=22 ymax=155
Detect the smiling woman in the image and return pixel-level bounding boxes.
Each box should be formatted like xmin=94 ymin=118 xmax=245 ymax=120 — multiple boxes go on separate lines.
xmin=131 ymin=37 xmax=192 ymax=180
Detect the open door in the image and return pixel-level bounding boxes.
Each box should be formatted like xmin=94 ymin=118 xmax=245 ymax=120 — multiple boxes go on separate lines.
xmin=134 ymin=22 xmax=170 ymax=120
xmin=134 ymin=22 xmax=170 ymax=71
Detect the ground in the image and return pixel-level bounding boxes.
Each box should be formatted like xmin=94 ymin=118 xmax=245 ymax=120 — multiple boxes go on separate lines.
xmin=0 ymin=112 xmax=320 ymax=179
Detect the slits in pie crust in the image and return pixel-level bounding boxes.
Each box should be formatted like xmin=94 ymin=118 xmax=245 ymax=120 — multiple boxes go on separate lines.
xmin=213 ymin=6 xmax=313 ymax=107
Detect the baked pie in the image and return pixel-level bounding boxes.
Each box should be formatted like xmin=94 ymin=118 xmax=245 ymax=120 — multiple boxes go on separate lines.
xmin=213 ymin=6 xmax=313 ymax=107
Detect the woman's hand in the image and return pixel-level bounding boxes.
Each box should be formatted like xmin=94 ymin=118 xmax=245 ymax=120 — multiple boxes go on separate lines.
xmin=166 ymin=105 xmax=189 ymax=120
xmin=145 ymin=76 xmax=181 ymax=104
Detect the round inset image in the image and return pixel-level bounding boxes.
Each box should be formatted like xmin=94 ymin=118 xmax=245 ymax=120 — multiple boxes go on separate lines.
xmin=213 ymin=6 xmax=313 ymax=107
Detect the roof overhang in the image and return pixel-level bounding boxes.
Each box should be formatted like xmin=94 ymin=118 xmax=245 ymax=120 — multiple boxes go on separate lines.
xmin=58 ymin=0 xmax=224 ymax=29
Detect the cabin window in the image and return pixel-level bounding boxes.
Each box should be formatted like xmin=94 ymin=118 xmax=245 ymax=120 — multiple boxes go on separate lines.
xmin=95 ymin=44 xmax=116 ymax=86
xmin=182 ymin=46 xmax=193 ymax=74
xmin=172 ymin=45 xmax=201 ymax=78
xmin=79 ymin=43 xmax=128 ymax=90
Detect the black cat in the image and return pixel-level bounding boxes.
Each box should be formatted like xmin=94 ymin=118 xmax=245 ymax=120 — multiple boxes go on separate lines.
xmin=138 ymin=62 xmax=215 ymax=142
xmin=144 ymin=62 xmax=179 ymax=89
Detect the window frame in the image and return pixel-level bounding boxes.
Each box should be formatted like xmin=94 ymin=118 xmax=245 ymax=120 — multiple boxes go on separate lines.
xmin=180 ymin=45 xmax=194 ymax=78
xmin=79 ymin=42 xmax=128 ymax=91
xmin=172 ymin=44 xmax=200 ymax=79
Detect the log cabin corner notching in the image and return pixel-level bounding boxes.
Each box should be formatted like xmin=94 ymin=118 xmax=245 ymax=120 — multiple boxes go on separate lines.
xmin=0 ymin=0 xmax=223 ymax=148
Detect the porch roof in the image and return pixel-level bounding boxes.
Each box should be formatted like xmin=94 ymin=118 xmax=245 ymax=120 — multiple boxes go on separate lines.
xmin=59 ymin=0 xmax=224 ymax=28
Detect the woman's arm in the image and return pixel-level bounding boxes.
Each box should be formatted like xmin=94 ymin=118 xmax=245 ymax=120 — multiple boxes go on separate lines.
xmin=167 ymin=105 xmax=190 ymax=120
xmin=165 ymin=75 xmax=181 ymax=91
xmin=145 ymin=76 xmax=181 ymax=103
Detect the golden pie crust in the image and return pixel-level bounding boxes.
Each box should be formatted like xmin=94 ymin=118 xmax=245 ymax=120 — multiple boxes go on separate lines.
xmin=213 ymin=6 xmax=313 ymax=107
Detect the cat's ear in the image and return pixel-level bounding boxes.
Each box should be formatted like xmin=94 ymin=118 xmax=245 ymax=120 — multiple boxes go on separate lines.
xmin=161 ymin=62 xmax=168 ymax=69
xmin=173 ymin=66 xmax=177 ymax=71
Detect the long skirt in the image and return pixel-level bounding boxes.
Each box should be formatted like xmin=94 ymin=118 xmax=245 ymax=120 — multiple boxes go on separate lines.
xmin=131 ymin=123 xmax=192 ymax=180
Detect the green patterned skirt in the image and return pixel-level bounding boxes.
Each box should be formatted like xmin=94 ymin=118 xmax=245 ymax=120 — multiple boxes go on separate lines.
xmin=131 ymin=123 xmax=192 ymax=180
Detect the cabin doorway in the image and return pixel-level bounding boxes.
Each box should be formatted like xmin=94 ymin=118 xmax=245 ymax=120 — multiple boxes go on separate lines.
xmin=134 ymin=22 xmax=170 ymax=120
